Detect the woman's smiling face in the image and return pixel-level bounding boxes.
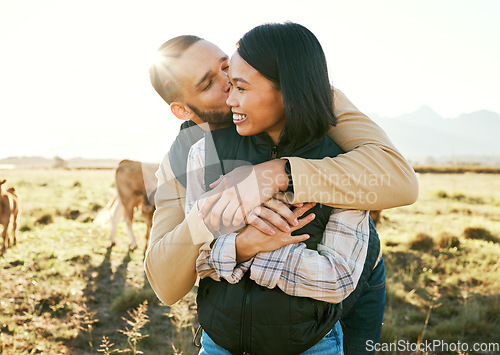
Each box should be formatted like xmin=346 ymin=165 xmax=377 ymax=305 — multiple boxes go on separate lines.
xmin=226 ymin=52 xmax=286 ymax=144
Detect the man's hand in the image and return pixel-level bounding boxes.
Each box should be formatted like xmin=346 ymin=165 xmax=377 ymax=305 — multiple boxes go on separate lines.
xmin=202 ymin=195 xmax=305 ymax=236
xmin=198 ymin=160 xmax=289 ymax=232
xmin=235 ymin=203 xmax=316 ymax=263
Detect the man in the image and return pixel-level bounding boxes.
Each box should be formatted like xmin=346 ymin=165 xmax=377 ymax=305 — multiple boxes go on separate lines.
xmin=145 ymin=35 xmax=418 ymax=353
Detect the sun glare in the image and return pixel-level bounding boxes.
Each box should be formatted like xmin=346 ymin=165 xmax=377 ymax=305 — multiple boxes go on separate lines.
xmin=151 ymin=51 xmax=163 ymax=66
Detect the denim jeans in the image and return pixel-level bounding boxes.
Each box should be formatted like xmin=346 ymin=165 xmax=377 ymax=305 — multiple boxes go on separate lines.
xmin=340 ymin=257 xmax=386 ymax=355
xmin=198 ymin=321 xmax=344 ymax=354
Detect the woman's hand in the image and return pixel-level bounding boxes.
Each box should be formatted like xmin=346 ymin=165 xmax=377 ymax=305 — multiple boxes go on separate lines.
xmin=237 ymin=193 xmax=305 ymax=235
xmin=200 ymin=192 xmax=306 ymax=236
xmin=235 ymin=203 xmax=316 ymax=262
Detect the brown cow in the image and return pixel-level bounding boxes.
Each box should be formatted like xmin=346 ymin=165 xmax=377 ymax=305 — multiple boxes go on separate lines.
xmin=106 ymin=160 xmax=158 ymax=252
xmin=97 ymin=159 xmax=382 ymax=253
xmin=369 ymin=210 xmax=382 ymax=227
xmin=0 ymin=180 xmax=19 ymax=255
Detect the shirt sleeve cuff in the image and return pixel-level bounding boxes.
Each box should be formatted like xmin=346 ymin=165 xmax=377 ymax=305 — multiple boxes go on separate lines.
xmin=211 ymin=233 xmax=251 ymax=284
xmin=185 ymin=201 xmax=214 ymax=245
xmin=279 ymin=157 xmax=303 ymax=204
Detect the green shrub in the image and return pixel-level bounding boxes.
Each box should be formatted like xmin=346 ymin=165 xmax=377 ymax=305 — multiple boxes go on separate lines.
xmin=112 ymin=288 xmax=158 ymax=313
xmin=463 ymin=227 xmax=499 ymax=243
xmin=67 ymin=209 xmax=81 ymax=220
xmin=409 ymin=233 xmax=435 ymax=251
xmin=36 ymin=214 xmax=54 ymax=225
xmin=439 ymin=232 xmax=461 ymax=249
xmin=91 ymin=203 xmax=102 ymax=212
xmin=435 ymin=190 xmax=448 ymax=199
xmin=19 ymin=224 xmax=32 ymax=232
xmin=385 ymin=240 xmax=399 ymax=247
xmin=435 ymin=190 xmax=484 ymax=204
xmin=451 ymin=192 xmax=466 ymax=201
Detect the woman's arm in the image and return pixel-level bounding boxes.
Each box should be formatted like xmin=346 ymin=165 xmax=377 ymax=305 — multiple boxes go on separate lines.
xmin=196 ymin=209 xmax=370 ymax=303
xmin=254 ymin=209 xmax=369 ymax=303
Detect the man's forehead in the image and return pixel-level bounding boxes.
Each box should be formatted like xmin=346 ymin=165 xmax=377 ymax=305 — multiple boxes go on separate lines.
xmin=186 ymin=40 xmax=226 ymax=57
xmin=174 ymin=40 xmax=226 ymax=74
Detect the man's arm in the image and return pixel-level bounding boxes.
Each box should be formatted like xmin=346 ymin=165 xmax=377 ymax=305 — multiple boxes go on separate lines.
xmin=198 ymin=89 xmax=419 ymax=224
xmin=144 ymin=154 xmax=213 ymax=306
xmin=286 ymin=89 xmax=418 ymax=209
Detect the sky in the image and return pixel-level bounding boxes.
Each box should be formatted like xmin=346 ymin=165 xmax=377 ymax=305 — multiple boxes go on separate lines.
xmin=1 ymin=0 xmax=499 ymax=163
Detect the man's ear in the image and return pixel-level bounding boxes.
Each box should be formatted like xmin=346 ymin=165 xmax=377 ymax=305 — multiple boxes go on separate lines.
xmin=170 ymin=102 xmax=194 ymax=121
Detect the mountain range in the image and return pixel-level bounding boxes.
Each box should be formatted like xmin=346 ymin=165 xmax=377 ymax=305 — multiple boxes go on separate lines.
xmin=370 ymin=106 xmax=500 ymax=165
xmin=1 ymin=106 xmax=499 ymax=168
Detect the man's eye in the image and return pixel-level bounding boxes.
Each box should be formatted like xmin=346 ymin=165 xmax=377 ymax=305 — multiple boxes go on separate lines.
xmin=202 ymin=80 xmax=212 ymax=91
xmin=237 ymin=87 xmax=245 ymax=92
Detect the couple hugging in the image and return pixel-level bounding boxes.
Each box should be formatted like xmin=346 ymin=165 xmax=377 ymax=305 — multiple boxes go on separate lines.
xmin=145 ymin=22 xmax=418 ymax=354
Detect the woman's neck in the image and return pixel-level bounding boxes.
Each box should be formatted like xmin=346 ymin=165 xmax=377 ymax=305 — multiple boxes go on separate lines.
xmin=267 ymin=129 xmax=283 ymax=145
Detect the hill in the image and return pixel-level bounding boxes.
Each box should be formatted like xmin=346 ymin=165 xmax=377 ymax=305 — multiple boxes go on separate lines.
xmin=3 ymin=107 xmax=500 ymax=168
xmin=0 ymin=156 xmax=121 ymax=169
xmin=371 ymin=107 xmax=500 ymax=165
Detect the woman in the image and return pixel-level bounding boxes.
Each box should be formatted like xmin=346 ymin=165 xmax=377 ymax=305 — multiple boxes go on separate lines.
xmin=186 ymin=22 xmax=382 ymax=354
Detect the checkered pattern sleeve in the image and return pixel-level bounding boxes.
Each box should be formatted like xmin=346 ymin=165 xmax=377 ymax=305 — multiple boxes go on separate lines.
xmin=186 ymin=134 xmax=370 ymax=301
xmin=250 ymin=209 xmax=370 ymax=303
xmin=196 ymin=233 xmax=253 ymax=283
xmin=185 ymin=138 xmax=206 ymax=216
xmin=195 ymin=209 xmax=369 ymax=303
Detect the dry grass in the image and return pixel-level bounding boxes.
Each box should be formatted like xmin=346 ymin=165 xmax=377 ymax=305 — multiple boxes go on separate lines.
xmin=378 ymin=173 xmax=500 ymax=354
xmin=414 ymin=165 xmax=500 ymax=174
xmin=1 ymin=168 xmax=499 ymax=354
xmin=0 ymin=169 xmax=198 ymax=354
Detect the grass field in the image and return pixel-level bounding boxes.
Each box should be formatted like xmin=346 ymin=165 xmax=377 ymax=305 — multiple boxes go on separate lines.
xmin=377 ymin=173 xmax=500 ymax=354
xmin=0 ymin=169 xmax=499 ymax=354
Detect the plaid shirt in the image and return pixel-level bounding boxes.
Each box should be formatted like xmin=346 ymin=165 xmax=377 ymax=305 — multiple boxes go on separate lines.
xmin=187 ymin=137 xmax=370 ymax=303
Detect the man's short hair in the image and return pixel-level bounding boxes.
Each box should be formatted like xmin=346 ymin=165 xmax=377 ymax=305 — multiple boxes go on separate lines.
xmin=149 ymin=35 xmax=202 ymax=104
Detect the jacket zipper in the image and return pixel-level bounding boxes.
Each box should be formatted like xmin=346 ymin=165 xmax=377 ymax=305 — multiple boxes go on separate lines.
xmin=240 ymin=144 xmax=277 ymax=355
xmin=271 ymin=145 xmax=278 ymax=159
xmin=241 ymin=278 xmax=252 ymax=354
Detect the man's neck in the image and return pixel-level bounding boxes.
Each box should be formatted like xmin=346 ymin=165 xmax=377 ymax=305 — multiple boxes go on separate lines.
xmin=196 ymin=122 xmax=233 ymax=131
xmin=208 ymin=122 xmax=233 ymax=130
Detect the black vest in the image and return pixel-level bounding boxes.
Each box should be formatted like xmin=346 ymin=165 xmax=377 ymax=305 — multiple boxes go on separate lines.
xmin=169 ymin=123 xmax=381 ymax=354
xmin=168 ymin=120 xmax=204 ymax=188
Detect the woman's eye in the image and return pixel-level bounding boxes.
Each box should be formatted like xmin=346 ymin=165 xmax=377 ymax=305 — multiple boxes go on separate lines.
xmin=237 ymin=87 xmax=245 ymax=92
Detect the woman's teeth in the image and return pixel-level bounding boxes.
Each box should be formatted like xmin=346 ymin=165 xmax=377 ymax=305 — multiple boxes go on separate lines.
xmin=233 ymin=113 xmax=247 ymax=122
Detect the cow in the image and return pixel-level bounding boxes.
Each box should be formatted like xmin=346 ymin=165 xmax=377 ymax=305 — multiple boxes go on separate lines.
xmin=97 ymin=160 xmax=158 ymax=252
xmin=0 ymin=180 xmax=19 ymax=255
xmin=369 ymin=210 xmax=382 ymax=227
xmin=95 ymin=160 xmax=382 ymax=253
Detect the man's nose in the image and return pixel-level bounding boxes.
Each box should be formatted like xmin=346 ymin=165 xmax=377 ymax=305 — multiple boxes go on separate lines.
xmin=223 ymin=79 xmax=231 ymax=93
xmin=218 ymin=71 xmax=230 ymax=93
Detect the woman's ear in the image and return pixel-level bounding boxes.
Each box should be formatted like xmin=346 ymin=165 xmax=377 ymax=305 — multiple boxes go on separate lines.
xmin=170 ymin=102 xmax=193 ymax=121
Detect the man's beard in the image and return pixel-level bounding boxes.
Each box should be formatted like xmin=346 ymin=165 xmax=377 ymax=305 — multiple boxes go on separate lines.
xmin=188 ymin=105 xmax=233 ymax=128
